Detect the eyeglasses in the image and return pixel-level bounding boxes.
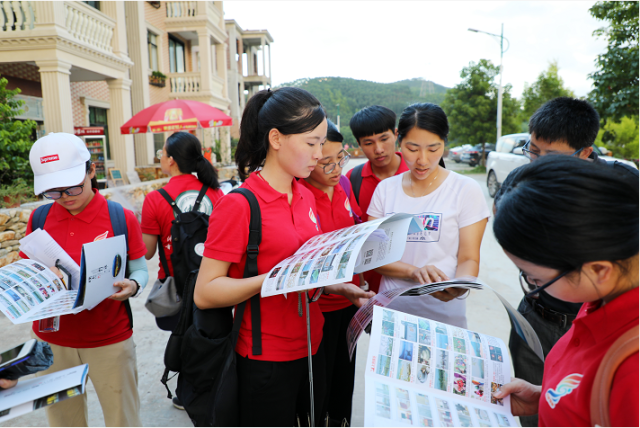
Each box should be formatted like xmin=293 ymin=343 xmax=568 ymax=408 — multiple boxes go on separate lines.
xmin=42 ymin=179 xmax=87 ymax=200
xmin=156 ymin=149 xmax=164 ymax=160
xmin=519 ymin=269 xmax=573 ymax=298
xmin=522 ymin=140 xmax=584 ymax=160
xmin=320 ymin=150 xmax=350 ymax=174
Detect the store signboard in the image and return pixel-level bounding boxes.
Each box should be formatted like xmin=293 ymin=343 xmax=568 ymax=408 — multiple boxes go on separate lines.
xmin=74 ymin=127 xmax=105 ymax=136
xmin=14 ymin=95 xmax=44 ymax=121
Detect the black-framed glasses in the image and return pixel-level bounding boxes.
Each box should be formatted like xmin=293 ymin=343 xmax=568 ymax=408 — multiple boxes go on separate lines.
xmin=519 ymin=269 xmax=573 ymax=298
xmin=522 ymin=140 xmax=584 ymax=160
xmin=320 ymin=150 xmax=350 ymax=174
xmin=42 ymin=180 xmax=87 ymax=200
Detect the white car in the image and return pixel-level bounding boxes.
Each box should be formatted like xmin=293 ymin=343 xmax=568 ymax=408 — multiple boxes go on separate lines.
xmin=485 ymin=133 xmax=637 ymax=198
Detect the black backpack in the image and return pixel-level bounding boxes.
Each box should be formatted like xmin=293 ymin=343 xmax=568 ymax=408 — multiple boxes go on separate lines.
xmin=161 ymin=188 xmax=262 ymax=427
xmin=348 ymin=163 xmax=365 ymax=205
xmin=157 ymin=185 xmax=210 ymax=296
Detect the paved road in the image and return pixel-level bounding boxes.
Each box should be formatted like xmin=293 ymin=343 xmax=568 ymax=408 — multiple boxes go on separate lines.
xmin=1 ymin=158 xmax=523 ymax=427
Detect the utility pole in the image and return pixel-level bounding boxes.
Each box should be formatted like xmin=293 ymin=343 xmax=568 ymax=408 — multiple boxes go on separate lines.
xmin=336 ymin=104 xmax=340 ymax=130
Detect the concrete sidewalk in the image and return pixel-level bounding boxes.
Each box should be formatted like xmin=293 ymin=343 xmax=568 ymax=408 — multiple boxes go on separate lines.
xmin=1 ymin=166 xmax=523 ymax=427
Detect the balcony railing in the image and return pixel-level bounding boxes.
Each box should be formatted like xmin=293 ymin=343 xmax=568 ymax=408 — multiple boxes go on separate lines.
xmin=165 ymin=1 xmax=196 ymax=18
xmin=168 ymin=72 xmax=201 ymax=94
xmin=0 ymin=1 xmax=36 ymax=32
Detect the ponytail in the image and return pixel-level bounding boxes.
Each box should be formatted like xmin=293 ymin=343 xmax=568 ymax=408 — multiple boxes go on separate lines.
xmin=165 ymin=132 xmax=220 ymax=190
xmin=236 ymin=87 xmax=326 ymax=180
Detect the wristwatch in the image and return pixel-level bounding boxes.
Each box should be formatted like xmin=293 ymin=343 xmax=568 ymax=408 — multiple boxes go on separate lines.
xmin=131 ymin=279 xmax=141 ymax=298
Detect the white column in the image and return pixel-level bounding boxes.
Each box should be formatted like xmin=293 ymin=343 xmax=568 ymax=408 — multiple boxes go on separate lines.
xmin=261 ymin=37 xmax=266 ymax=77
xmin=268 ymin=44 xmax=272 ymax=81
xmin=106 ymin=78 xmax=136 ymax=175
xmin=198 ymin=30 xmax=212 ymax=93
xmin=220 ymin=125 xmax=231 ymax=164
xmin=36 ymin=59 xmax=73 ymax=134
xmin=125 ymin=1 xmax=153 ymax=165
xmin=100 ymin=1 xmax=129 ymax=60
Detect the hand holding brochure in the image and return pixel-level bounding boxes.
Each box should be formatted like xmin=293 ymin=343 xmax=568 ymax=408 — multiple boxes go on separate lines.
xmin=0 ymin=230 xmax=127 ymax=324
xmin=261 ymin=214 xmax=422 ymax=297
xmin=364 ymin=307 xmax=517 ymax=427
xmin=0 ymin=364 xmax=88 ymax=423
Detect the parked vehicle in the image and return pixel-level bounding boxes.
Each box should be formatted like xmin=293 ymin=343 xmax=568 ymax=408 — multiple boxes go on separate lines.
xmin=485 ymin=133 xmax=638 ymax=197
xmin=461 ymin=143 xmax=495 ymax=166
xmin=447 ymin=144 xmax=471 ymax=163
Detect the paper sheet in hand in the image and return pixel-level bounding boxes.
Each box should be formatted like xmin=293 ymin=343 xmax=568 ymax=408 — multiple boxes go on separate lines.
xmin=363 ymin=307 xmax=518 ymax=427
xmin=0 ymin=364 xmax=88 ymax=423
xmin=0 ymin=232 xmax=127 ymax=324
xmin=261 ymin=213 xmax=421 ymax=297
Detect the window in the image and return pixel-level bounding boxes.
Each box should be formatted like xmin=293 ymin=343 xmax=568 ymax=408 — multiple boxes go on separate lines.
xmin=148 ymin=32 xmax=158 ymax=71
xmin=169 ymin=36 xmax=185 ymax=73
xmin=89 ymin=107 xmax=110 ymax=160
xmin=83 ymin=1 xmax=100 ymax=10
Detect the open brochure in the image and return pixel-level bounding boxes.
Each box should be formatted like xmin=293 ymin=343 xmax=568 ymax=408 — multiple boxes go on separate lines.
xmin=347 ymin=279 xmax=544 ymax=363
xmin=364 ymin=307 xmax=517 ymax=427
xmin=0 ymin=230 xmax=126 ymax=324
xmin=261 ymin=213 xmax=422 ymax=297
xmin=0 ymin=364 xmax=88 ymax=423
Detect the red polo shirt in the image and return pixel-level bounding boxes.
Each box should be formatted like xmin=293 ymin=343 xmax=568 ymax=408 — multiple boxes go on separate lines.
xmin=538 ymin=287 xmax=638 ymax=427
xmin=23 ymin=191 xmax=147 ymax=348
xmin=141 ymin=174 xmax=223 ymax=278
xmin=299 ymin=179 xmax=362 ymax=312
xmin=346 ymin=152 xmax=408 ymax=293
xmin=203 ymin=172 xmax=324 ymax=361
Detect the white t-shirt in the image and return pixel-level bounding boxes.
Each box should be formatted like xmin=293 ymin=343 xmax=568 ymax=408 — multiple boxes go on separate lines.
xmin=367 ymin=171 xmax=490 ymax=328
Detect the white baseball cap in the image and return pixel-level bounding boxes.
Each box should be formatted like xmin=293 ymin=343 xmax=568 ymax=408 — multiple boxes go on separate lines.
xmin=29 ymin=133 xmax=91 ymax=195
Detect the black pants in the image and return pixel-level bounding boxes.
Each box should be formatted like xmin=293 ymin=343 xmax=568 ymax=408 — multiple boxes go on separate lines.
xmin=508 ymin=297 xmax=573 ymax=427
xmin=320 ymin=305 xmax=358 ymax=426
xmin=237 ymin=343 xmax=326 ymax=427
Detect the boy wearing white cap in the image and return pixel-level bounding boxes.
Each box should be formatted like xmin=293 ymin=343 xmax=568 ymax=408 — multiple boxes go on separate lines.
xmin=21 ymin=133 xmax=149 ymax=427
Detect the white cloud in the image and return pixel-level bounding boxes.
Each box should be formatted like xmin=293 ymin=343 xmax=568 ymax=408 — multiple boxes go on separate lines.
xmin=223 ymin=1 xmax=606 ymax=98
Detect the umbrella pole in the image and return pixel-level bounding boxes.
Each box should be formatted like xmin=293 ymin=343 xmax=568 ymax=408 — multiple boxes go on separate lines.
xmin=305 ymin=294 xmax=315 ymax=427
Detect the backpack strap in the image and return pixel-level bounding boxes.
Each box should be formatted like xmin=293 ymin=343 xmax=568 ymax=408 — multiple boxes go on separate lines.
xmin=158 ymin=188 xmax=182 ymax=216
xmin=31 ymin=203 xmax=54 ymax=231
xmin=339 ymin=175 xmax=351 ymax=199
xmin=590 ymin=324 xmax=639 ymax=427
xmin=230 ymin=188 xmax=263 ymax=356
xmin=157 ymin=237 xmax=171 ymax=279
xmin=191 ymin=184 xmax=209 ymax=213
xmin=107 ymin=200 xmax=134 ymax=330
xmin=349 ymin=163 xmax=365 ymax=205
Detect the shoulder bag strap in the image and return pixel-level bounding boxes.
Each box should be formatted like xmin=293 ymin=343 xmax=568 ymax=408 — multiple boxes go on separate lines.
xmin=158 ymin=188 xmax=183 ymax=216
xmin=157 ymin=237 xmax=171 ymax=279
xmin=590 ymin=324 xmax=639 ymax=427
xmin=31 ymin=203 xmax=53 ymax=231
xmin=229 ymin=188 xmax=263 ymax=355
xmin=339 ymin=175 xmax=351 ymax=199
xmin=107 ymin=200 xmax=134 ymax=330
xmin=192 ymin=184 xmax=209 ymax=212
xmin=349 ymin=163 xmax=364 ymax=205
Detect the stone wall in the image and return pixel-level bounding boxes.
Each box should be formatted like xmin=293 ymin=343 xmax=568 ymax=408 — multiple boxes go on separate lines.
xmin=0 ymin=209 xmax=31 ymax=267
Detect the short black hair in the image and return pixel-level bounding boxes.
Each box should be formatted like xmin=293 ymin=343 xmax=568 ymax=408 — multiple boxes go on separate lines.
xmin=349 ymin=105 xmax=396 ymax=144
xmin=528 ymin=97 xmax=600 ymax=150
xmin=326 ymin=119 xmax=343 ymax=143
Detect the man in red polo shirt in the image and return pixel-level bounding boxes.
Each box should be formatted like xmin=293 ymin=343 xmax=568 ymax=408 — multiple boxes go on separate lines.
xmin=346 ymin=105 xmax=409 ymax=292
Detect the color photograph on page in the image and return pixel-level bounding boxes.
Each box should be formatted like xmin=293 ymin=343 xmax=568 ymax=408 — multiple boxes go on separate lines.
xmin=0 ymin=230 xmax=127 ymax=324
xmin=364 ymin=306 xmax=516 ymax=427
xmin=261 ymin=213 xmax=422 ymax=297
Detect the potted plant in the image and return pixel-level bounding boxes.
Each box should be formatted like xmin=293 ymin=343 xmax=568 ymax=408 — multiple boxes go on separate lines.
xmin=149 ymin=71 xmax=167 ymax=87
xmin=0 ymin=179 xmax=36 ymax=208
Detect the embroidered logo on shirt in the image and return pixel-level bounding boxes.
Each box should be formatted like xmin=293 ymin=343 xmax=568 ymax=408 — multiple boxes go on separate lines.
xmin=309 ymin=208 xmax=319 ymax=231
xmin=40 ymin=154 xmax=60 ymax=164
xmin=344 ymin=198 xmax=353 ymax=217
xmin=545 ymin=373 xmax=583 ymax=409
xmin=94 ymin=231 xmax=109 ymax=241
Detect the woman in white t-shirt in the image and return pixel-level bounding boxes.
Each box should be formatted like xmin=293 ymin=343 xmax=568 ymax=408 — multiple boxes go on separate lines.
xmin=368 ymin=103 xmax=490 ymax=327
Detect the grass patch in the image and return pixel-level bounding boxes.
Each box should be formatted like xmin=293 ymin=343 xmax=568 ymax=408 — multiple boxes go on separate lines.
xmin=459 ymin=165 xmax=486 ymax=174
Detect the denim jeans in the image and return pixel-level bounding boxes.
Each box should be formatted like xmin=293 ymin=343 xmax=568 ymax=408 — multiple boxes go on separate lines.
xmin=508 ymin=297 xmax=573 ymax=427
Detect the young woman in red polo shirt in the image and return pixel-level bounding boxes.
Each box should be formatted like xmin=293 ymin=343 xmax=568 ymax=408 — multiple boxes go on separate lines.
xmin=140 ymin=132 xmax=223 ymax=329
xmin=491 ymin=156 xmax=638 ymax=427
xmin=23 ymin=133 xmax=149 ymax=427
xmin=194 ymin=87 xmax=374 ymax=427
xmin=299 ymin=120 xmax=362 ymax=425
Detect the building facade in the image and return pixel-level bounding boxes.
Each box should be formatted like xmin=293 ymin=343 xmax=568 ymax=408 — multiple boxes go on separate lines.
xmin=0 ymin=1 xmax=271 ymax=182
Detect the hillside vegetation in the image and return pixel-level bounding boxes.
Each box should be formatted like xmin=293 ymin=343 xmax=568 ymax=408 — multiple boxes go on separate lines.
xmin=277 ymin=76 xmax=449 ymax=145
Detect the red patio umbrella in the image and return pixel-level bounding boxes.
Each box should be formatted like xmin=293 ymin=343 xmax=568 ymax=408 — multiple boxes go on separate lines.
xmin=120 ymin=99 xmax=232 ymax=134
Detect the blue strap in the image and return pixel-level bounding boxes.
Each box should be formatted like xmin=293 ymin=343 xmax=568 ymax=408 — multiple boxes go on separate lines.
xmin=107 ymin=200 xmax=128 ymax=251
xmin=31 ymin=203 xmax=53 ymax=231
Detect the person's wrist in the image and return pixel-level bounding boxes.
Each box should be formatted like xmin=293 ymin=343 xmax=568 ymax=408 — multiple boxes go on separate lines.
xmin=130 ymin=279 xmax=140 ymax=297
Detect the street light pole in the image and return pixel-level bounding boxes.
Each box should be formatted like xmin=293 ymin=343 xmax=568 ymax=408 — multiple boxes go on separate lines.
xmin=468 ymin=24 xmax=509 ymax=141
xmin=336 ymin=104 xmax=340 ymax=130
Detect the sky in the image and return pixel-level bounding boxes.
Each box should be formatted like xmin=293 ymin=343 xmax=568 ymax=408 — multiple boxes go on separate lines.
xmin=223 ymin=1 xmax=607 ymax=99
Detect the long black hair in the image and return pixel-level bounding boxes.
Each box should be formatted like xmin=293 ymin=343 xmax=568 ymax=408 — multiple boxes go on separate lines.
xmin=86 ymin=160 xmax=98 ymax=189
xmin=397 ymin=103 xmax=447 ymax=168
xmin=235 ymin=87 xmax=326 ymax=180
xmin=165 ymin=132 xmax=220 ymax=189
xmin=494 ymin=155 xmax=639 ymax=273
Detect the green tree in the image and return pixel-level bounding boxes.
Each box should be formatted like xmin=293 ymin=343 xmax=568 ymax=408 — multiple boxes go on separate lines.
xmin=588 ymin=1 xmax=639 ymax=122
xmin=594 ymin=116 xmax=639 ymax=161
xmin=521 ymin=61 xmax=575 ymax=120
xmin=0 ymin=76 xmax=37 ymax=186
xmin=441 ymin=59 xmax=520 ymax=165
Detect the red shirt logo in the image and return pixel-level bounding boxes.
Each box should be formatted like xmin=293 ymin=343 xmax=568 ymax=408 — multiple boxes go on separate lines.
xmin=40 ymin=154 xmax=60 ymax=164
